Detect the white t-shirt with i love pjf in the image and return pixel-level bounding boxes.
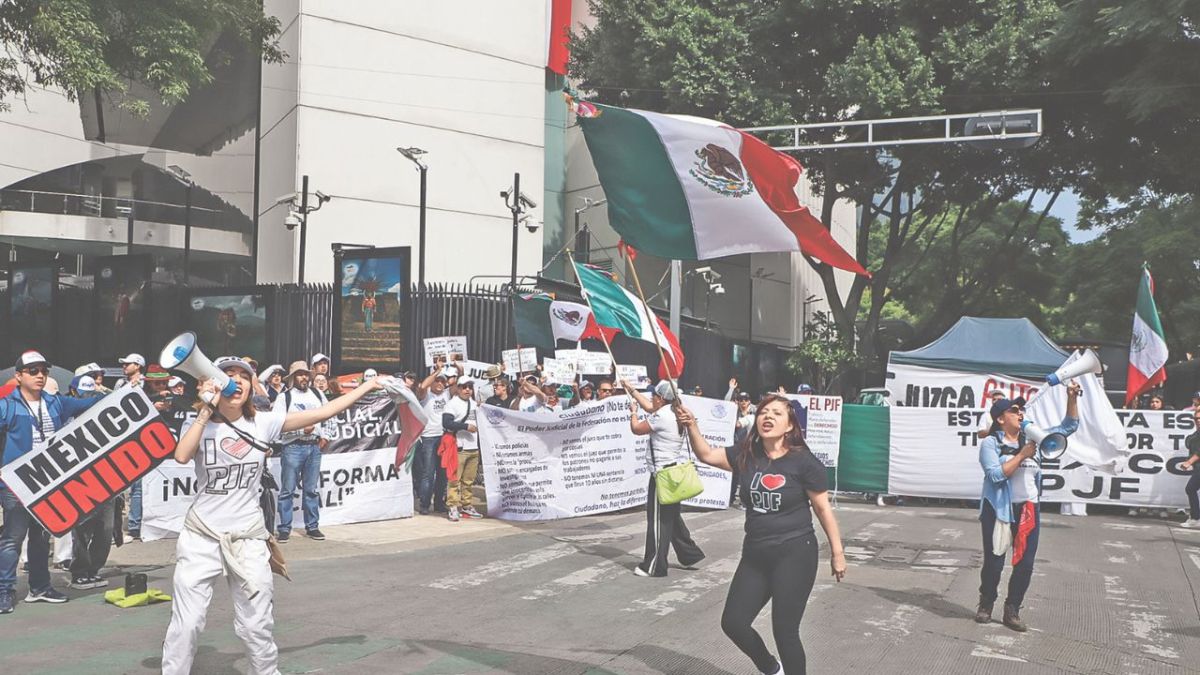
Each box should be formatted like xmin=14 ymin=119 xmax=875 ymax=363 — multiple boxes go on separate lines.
xmin=189 ymin=409 xmax=286 ymax=534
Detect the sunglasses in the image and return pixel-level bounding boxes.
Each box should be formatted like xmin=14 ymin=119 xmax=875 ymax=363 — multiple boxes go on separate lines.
xmin=21 ymin=367 xmax=50 ymax=376
xmin=1007 ymin=406 xmax=1025 ymax=414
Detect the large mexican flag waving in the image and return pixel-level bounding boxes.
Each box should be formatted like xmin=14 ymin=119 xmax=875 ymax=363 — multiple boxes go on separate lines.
xmin=1125 ymin=264 xmax=1168 ymax=405
xmin=574 ymin=101 xmax=869 ymax=276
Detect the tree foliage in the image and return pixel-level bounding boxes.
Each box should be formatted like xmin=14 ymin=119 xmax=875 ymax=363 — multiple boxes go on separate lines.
xmin=785 ymin=311 xmax=866 ymax=393
xmin=0 ymin=0 xmax=283 ymax=115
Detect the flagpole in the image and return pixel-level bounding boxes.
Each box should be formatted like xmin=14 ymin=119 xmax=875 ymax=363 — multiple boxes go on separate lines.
xmin=567 ymin=250 xmax=620 ymax=376
xmin=622 ymin=250 xmax=681 ymax=403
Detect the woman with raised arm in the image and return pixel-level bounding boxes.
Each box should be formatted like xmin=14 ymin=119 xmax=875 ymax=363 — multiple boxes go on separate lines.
xmin=677 ymin=393 xmax=846 ymax=675
xmin=161 ymin=356 xmax=386 ymax=675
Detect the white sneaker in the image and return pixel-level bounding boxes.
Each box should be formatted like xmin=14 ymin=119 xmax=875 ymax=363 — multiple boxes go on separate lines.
xmin=1128 ymin=508 xmax=1140 ymax=517
xmin=1180 ymin=519 xmax=1200 ymax=529
xmin=876 ymin=495 xmax=886 ymax=507
xmin=633 ymin=566 xmax=650 ymax=577
xmin=447 ymin=507 xmax=460 ymax=522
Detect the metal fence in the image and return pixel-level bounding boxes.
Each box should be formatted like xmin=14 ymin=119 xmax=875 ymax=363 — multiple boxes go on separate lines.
xmin=0 ymin=281 xmax=797 ymax=393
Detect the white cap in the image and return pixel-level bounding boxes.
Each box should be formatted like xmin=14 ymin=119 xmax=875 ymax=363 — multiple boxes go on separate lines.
xmin=16 ymin=350 xmax=49 ymax=369
xmin=363 ymin=368 xmax=378 ymax=380
xmin=653 ymin=380 xmax=677 ymax=402
xmin=75 ymin=362 xmax=102 ymax=376
xmin=77 ymin=376 xmax=97 ymax=393
xmin=168 ymin=376 xmax=184 ymax=388
xmin=259 ymin=364 xmax=283 ymax=380
xmin=119 ymin=353 xmax=146 ymax=368
xmin=312 ymin=353 xmax=330 ymax=365
xmin=213 ymin=356 xmax=255 ymax=377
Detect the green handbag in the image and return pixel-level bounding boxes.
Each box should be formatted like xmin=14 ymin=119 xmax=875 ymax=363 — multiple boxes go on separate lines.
xmin=655 ymin=460 xmax=704 ymax=505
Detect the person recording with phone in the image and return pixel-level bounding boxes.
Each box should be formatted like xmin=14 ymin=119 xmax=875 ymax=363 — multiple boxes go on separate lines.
xmin=161 ymin=357 xmax=387 ymax=674
xmin=975 ymin=381 xmax=1080 ymax=632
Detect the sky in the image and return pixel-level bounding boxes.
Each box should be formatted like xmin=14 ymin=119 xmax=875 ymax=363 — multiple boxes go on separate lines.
xmin=1028 ymin=189 xmax=1103 ymax=244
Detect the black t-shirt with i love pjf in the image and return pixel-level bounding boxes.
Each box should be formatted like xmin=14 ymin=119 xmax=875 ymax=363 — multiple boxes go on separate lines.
xmin=725 ymin=444 xmax=829 ymax=545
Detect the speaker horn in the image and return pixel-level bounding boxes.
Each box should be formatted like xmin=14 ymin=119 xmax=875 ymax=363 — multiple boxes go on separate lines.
xmin=160 ymin=331 xmax=238 ymax=400
xmin=1046 ymin=349 xmax=1103 ymax=386
xmin=1022 ymin=421 xmax=1068 ymax=460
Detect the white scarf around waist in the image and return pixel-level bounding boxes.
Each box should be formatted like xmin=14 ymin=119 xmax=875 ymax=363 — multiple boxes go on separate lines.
xmin=183 ymin=508 xmax=271 ymax=599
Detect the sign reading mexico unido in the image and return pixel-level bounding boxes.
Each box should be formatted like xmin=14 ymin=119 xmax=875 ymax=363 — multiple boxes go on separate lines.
xmin=888 ymin=407 xmax=1197 ymax=507
xmin=1 ymin=388 xmax=176 ymax=536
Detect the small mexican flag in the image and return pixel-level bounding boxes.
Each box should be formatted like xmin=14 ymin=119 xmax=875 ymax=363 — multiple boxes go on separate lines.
xmin=573 ymin=262 xmax=685 ymax=379
xmin=1125 ymin=264 xmax=1168 ymax=405
xmin=514 ymin=293 xmax=613 ymax=350
xmin=574 ymin=102 xmax=869 ymax=276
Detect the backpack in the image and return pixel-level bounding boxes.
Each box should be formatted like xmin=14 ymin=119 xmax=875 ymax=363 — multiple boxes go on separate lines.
xmin=284 ymin=387 xmax=327 ymax=411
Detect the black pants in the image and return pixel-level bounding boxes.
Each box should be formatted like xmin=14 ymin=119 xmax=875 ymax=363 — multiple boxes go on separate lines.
xmin=979 ymin=500 xmax=1039 ymax=610
xmin=640 ymin=474 xmax=705 ymax=576
xmin=70 ymin=501 xmax=115 ymax=579
xmin=1187 ymin=471 xmax=1200 ymax=520
xmin=722 ymin=535 xmax=818 ymax=675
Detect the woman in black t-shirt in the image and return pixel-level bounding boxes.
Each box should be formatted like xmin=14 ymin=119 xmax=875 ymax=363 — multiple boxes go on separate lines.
xmin=678 ymin=394 xmax=846 ymax=675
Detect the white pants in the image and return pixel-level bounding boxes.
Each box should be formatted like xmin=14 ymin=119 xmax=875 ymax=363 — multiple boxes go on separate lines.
xmin=161 ymin=529 xmax=279 ymax=675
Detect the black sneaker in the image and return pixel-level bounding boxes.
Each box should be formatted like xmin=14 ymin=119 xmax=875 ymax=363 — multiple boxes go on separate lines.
xmin=0 ymin=589 xmax=13 ymax=614
xmin=418 ymin=506 xmax=431 ymax=515
xmin=70 ymin=576 xmax=106 ymax=590
xmin=25 ymin=588 xmax=68 ymax=604
xmin=306 ymin=528 xmax=326 ymax=541
xmin=277 ymin=531 xmax=290 ymax=543
xmin=128 ymin=530 xmax=141 ymax=541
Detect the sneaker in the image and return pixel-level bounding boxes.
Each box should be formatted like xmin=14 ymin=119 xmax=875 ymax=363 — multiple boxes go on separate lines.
xmin=418 ymin=506 xmax=431 ymax=516
xmin=877 ymin=495 xmax=887 ymax=507
xmin=25 ymin=588 xmax=68 ymax=604
xmin=975 ymin=597 xmax=993 ymax=624
xmin=1002 ymin=605 xmax=1027 ymax=632
xmin=461 ymin=506 xmax=483 ymax=519
xmin=70 ymin=576 xmax=106 ymax=590
xmin=277 ymin=531 xmax=290 ymax=543
xmin=128 ymin=530 xmax=141 ymax=540
xmin=447 ymin=507 xmax=460 ymax=522
xmin=679 ymin=562 xmax=702 ymax=570
xmin=306 ymin=529 xmax=326 ymax=541
xmin=1128 ymin=507 xmax=1140 ymax=517
xmin=1180 ymin=519 xmax=1200 ymax=529
xmin=0 ymin=590 xmax=13 ymax=614
xmin=633 ymin=565 xmax=650 ymax=577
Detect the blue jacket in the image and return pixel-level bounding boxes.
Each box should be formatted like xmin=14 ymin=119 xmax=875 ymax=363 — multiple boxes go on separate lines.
xmin=0 ymin=389 xmax=103 ymax=474
xmin=978 ymin=415 xmax=1078 ymax=523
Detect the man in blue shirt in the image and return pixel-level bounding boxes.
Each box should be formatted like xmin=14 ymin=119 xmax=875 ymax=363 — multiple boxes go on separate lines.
xmin=0 ymin=351 xmax=104 ymax=615
xmin=976 ymin=382 xmax=1080 ymax=632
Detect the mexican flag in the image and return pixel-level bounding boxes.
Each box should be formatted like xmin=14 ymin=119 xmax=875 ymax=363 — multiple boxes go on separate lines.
xmin=573 ymin=262 xmax=685 ymax=379
xmin=514 ymin=293 xmax=613 ymax=350
xmin=575 ymin=102 xmax=869 ymax=276
xmin=1125 ymin=265 xmax=1168 ymax=405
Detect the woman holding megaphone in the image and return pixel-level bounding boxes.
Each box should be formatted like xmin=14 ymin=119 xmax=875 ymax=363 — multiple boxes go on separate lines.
xmin=160 ymin=355 xmax=388 ymax=675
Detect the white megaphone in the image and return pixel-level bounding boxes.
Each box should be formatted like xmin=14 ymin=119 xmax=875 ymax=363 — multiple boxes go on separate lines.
xmin=1021 ymin=421 xmax=1068 ymax=460
xmin=1046 ymin=349 xmax=1103 ymax=386
xmin=160 ymin=332 xmax=238 ymax=400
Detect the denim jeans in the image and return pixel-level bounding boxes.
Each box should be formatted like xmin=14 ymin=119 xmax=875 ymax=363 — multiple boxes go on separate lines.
xmin=980 ymin=499 xmax=1040 ymax=610
xmin=127 ymin=479 xmax=142 ymax=532
xmin=413 ymin=436 xmax=441 ymax=510
xmin=0 ymin=484 xmax=52 ymax=594
xmin=278 ymin=442 xmax=322 ymax=534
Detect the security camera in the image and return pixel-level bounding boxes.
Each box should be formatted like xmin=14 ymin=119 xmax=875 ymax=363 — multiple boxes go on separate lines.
xmin=712 ymin=283 xmax=726 ymax=295
xmin=315 ymin=191 xmax=331 ymax=203
xmin=284 ymin=211 xmax=302 ymax=230
xmin=518 ymin=215 xmax=540 ymax=233
xmin=527 ymin=220 xmax=542 ymax=234
xmin=518 ymin=192 xmax=538 ymax=209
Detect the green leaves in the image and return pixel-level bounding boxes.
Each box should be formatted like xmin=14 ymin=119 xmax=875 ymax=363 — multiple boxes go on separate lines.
xmin=0 ymin=0 xmax=283 ymax=115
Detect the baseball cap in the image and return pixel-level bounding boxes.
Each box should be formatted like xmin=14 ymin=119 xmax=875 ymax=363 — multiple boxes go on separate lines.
xmin=75 ymin=362 xmax=103 ymax=376
xmin=168 ymin=376 xmax=184 ymax=388
xmin=119 ymin=353 xmax=146 ymax=368
xmin=15 ymin=350 xmax=49 ymax=370
xmin=213 ymin=356 xmax=255 ymax=378
xmin=653 ymin=380 xmax=677 ymax=402
xmin=363 ymin=368 xmax=378 ymax=380
xmin=796 ymin=383 xmax=814 ymax=394
xmin=312 ymin=353 xmax=330 ymax=366
xmin=457 ymin=377 xmax=475 ymax=389
xmin=77 ymin=376 xmax=97 ymax=393
xmin=579 ymin=380 xmax=595 ymax=391
xmin=735 ymin=391 xmax=751 ymax=401
xmin=241 ymin=356 xmax=260 ymax=372
xmin=988 ymin=397 xmax=1027 ymax=433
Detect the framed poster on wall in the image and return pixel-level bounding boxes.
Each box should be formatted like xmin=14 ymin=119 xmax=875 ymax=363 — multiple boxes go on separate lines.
xmin=92 ymin=254 xmax=152 ymax=362
xmin=187 ymin=287 xmax=274 ymax=361
xmin=332 ymin=246 xmax=410 ymax=374
xmin=6 ymin=262 xmax=58 ymax=362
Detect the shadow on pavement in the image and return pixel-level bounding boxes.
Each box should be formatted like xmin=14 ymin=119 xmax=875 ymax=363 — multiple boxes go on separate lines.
xmin=141 ymin=633 xmax=369 ymax=672
xmin=864 ymin=585 xmax=974 ymax=620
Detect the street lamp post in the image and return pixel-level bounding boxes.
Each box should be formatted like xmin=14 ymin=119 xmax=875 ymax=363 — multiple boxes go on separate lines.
xmin=396 ymin=147 xmax=429 ymax=287
xmin=299 ymin=174 xmax=309 ymax=284
xmin=167 ymin=165 xmax=194 ymax=283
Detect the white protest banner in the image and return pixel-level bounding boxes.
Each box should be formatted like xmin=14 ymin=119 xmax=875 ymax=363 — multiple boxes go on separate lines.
xmin=1 ymin=388 xmax=176 ymax=536
xmin=542 ymin=357 xmax=577 ymax=384
xmin=556 ymin=349 xmax=613 ymax=376
xmin=141 ymin=392 xmax=416 ymax=541
xmin=502 ymin=347 xmax=539 ymax=374
xmin=617 ymin=364 xmax=650 ymax=388
xmin=888 ymin=407 xmax=1196 ymax=507
xmin=784 ymin=394 xmax=844 ymax=467
xmin=679 ymin=394 xmax=735 ymax=509
xmin=477 ymin=399 xmax=649 ymax=521
xmin=886 ymin=362 xmax=1044 ymax=408
xmin=424 ymin=335 xmax=468 ymax=367
xmin=141 ymin=448 xmax=413 ymax=541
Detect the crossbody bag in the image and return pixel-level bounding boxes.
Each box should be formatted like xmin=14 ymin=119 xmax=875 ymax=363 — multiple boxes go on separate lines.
xmin=649 ymin=414 xmax=704 ymax=505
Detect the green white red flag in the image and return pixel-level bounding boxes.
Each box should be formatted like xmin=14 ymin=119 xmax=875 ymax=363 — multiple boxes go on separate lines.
xmin=574 ymin=102 xmax=869 ymax=276
xmin=1125 ymin=264 xmax=1168 ymax=405
xmin=573 ymin=262 xmax=684 ymax=379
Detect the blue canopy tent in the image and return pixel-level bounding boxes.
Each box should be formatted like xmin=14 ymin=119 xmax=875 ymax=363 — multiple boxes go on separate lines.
xmin=889 ymin=317 xmax=1068 ymax=380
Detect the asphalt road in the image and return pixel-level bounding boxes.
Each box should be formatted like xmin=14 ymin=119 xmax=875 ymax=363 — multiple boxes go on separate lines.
xmin=3 ymin=499 xmax=1199 ymax=674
